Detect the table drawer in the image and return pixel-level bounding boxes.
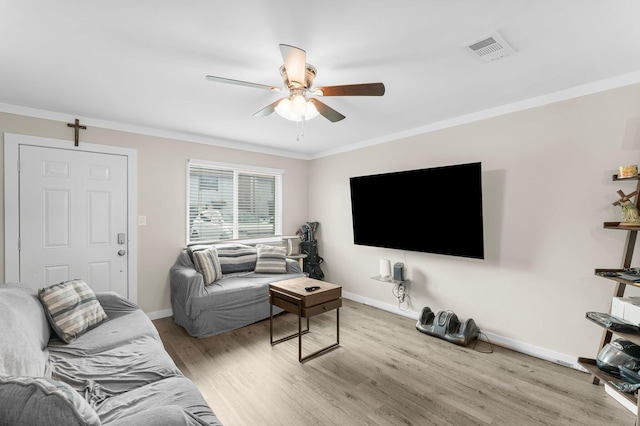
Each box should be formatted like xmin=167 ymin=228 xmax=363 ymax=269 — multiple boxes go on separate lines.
xmin=304 ymin=287 xmax=342 ymax=307
xmin=303 ymin=298 xmax=342 ymax=317
xmin=271 ymin=294 xmax=301 ymax=315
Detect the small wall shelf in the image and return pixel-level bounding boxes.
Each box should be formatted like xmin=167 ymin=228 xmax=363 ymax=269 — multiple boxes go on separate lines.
xmin=371 ymin=275 xmax=407 ymax=285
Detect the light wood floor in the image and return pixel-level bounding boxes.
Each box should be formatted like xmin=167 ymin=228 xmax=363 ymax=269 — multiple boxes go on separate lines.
xmin=153 ymin=299 xmax=635 ymax=426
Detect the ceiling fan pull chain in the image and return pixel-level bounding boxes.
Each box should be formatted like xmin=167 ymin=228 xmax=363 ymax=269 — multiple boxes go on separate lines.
xmin=297 ymin=117 xmax=305 ymax=141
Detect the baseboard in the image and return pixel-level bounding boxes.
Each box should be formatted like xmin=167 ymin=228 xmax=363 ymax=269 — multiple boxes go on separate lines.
xmin=146 ymin=308 xmax=173 ymax=321
xmin=342 ymin=291 xmax=587 ymax=373
xmin=343 ymin=291 xmax=421 ymax=320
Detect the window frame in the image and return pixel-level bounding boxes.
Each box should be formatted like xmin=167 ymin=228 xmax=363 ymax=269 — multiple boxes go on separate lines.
xmin=186 ymin=159 xmax=283 ymax=245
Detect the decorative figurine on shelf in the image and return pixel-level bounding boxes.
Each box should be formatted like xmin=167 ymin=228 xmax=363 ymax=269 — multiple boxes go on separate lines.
xmin=618 ymin=164 xmax=639 ymax=178
xmin=613 ymin=190 xmax=640 ymax=226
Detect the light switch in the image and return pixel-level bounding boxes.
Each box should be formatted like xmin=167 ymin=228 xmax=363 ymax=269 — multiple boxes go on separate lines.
xmin=138 ymin=216 xmax=147 ymax=226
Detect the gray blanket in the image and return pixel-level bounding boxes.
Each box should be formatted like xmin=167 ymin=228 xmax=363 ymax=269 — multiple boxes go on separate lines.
xmin=48 ymin=292 xmax=221 ymax=425
xmin=171 ymin=251 xmax=305 ymax=337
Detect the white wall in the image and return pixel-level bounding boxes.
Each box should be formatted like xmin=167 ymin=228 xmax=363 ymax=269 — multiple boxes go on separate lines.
xmin=3 ymin=82 xmax=640 ymax=365
xmin=0 ymin=112 xmax=309 ymax=315
xmin=308 ymin=83 xmax=640 ymax=363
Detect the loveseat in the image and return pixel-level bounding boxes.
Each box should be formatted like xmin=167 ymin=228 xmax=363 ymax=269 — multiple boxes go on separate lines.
xmin=170 ymin=243 xmax=306 ymax=337
xmin=0 ymin=282 xmax=221 ymax=426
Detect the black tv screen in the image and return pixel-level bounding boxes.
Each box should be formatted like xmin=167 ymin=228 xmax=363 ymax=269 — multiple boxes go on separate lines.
xmin=349 ymin=162 xmax=484 ymax=259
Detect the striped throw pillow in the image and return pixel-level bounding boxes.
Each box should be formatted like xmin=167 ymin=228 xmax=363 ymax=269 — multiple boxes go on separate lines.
xmin=192 ymin=246 xmax=222 ymax=285
xmin=38 ymin=280 xmax=108 ymax=344
xmin=216 ymin=244 xmax=257 ymax=273
xmin=186 ymin=244 xmax=212 ymax=264
xmin=254 ymin=245 xmax=287 ymax=273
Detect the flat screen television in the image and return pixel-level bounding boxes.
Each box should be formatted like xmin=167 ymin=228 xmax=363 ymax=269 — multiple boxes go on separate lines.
xmin=349 ymin=162 xmax=484 ymax=259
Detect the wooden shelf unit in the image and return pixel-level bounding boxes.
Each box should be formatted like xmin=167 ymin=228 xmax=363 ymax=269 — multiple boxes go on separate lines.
xmin=578 ymin=357 xmax=637 ymax=406
xmin=584 ymin=173 xmax=640 ymax=420
xmin=604 ymin=222 xmax=640 ymax=231
xmin=595 ymin=269 xmax=640 ymax=287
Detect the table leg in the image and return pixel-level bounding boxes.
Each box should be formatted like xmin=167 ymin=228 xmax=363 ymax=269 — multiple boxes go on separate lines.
xmin=298 ymin=299 xmax=303 ymax=362
xmin=269 ymin=293 xmax=274 ymax=344
xmin=270 ymin=292 xmax=309 ymax=346
xmin=299 ymin=308 xmax=340 ymax=363
xmin=337 ymin=308 xmax=340 ymax=344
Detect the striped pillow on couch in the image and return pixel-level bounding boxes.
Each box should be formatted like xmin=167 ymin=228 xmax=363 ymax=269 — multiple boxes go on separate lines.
xmin=254 ymin=245 xmax=287 ymax=274
xmin=215 ymin=244 xmax=257 ymax=273
xmin=38 ymin=279 xmax=108 ymax=344
xmin=187 ymin=243 xmax=258 ymax=274
xmin=192 ymin=246 xmax=223 ymax=285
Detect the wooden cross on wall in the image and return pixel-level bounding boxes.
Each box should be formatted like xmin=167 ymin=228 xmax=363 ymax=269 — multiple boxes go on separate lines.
xmin=67 ymin=119 xmax=86 ymax=147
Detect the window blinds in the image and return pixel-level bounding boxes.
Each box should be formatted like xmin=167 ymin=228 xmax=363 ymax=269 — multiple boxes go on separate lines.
xmin=188 ymin=160 xmax=282 ymax=244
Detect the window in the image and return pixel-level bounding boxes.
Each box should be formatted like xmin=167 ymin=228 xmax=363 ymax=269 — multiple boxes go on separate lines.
xmin=187 ymin=159 xmax=283 ymax=244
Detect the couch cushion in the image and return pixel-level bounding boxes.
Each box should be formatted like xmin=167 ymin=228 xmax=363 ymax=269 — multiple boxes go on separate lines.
xmin=39 ymin=279 xmax=109 ymax=344
xmin=216 ymin=243 xmax=257 ymax=273
xmin=192 ymin=246 xmax=222 ymax=285
xmin=48 ymin=297 xmax=183 ymax=399
xmin=95 ymin=376 xmax=221 ymax=425
xmin=0 ymin=284 xmax=51 ymax=377
xmin=254 ymin=245 xmax=287 ymax=273
xmin=0 ymin=375 xmax=100 ymax=426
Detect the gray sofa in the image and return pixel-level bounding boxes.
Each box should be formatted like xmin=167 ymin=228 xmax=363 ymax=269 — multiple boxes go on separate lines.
xmin=170 ymin=243 xmax=306 ymax=338
xmin=0 ymin=283 xmax=221 ymax=426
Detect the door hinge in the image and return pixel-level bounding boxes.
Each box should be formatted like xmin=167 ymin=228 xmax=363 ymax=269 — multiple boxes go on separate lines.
xmin=17 ymin=159 xmax=20 ymax=173
xmin=18 ymin=239 xmax=21 ymax=251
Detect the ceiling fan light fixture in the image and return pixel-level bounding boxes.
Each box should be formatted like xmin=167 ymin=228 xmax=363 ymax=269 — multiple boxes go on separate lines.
xmin=305 ymin=101 xmax=319 ymax=120
xmin=275 ymin=95 xmax=319 ymax=122
xmin=291 ymin=94 xmax=307 ymax=116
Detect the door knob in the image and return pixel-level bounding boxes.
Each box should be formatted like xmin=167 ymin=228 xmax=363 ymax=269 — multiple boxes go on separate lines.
xmin=117 ymin=250 xmax=126 ymax=256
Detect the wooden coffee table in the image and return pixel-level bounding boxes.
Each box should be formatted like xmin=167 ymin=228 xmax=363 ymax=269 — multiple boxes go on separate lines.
xmin=269 ymin=277 xmax=342 ymax=362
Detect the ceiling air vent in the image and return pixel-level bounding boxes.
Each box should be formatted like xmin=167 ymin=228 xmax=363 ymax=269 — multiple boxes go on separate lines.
xmin=466 ymin=32 xmax=515 ymax=62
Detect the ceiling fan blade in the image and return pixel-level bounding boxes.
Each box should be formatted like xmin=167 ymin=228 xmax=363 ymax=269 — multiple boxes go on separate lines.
xmin=313 ymin=82 xmax=385 ymax=97
xmin=253 ymin=99 xmax=282 ymax=117
xmin=308 ymin=98 xmax=346 ymax=122
xmin=205 ymin=75 xmax=281 ymax=92
xmin=279 ymin=44 xmax=307 ymax=88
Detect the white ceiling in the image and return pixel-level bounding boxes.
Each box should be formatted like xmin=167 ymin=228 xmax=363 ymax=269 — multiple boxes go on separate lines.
xmin=2 ymin=0 xmax=640 ymax=159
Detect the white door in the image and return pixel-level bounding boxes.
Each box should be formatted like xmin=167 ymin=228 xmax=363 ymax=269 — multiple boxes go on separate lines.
xmin=18 ymin=145 xmax=129 ymax=297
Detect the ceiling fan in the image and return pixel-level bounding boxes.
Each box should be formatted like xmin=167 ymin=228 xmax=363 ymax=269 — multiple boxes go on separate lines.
xmin=205 ymin=44 xmax=385 ymax=123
